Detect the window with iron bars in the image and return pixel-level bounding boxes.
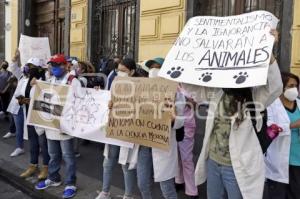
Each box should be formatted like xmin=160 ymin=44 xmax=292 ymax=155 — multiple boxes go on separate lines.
xmin=90 ymin=0 xmax=137 ymax=67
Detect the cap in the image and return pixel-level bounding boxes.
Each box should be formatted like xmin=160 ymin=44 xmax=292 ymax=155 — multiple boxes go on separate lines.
xmin=145 ymin=57 xmax=165 ymax=68
xmin=48 ymin=54 xmax=67 ymax=65
xmin=26 ymin=58 xmax=42 ymax=67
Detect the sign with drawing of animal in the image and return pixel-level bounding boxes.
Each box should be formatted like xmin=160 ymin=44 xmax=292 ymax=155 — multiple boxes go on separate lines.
xmin=19 ymin=34 xmax=51 ymax=67
xmin=159 ymin=10 xmax=279 ymax=88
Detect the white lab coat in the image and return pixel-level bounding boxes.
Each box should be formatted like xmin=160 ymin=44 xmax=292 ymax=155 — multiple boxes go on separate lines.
xmin=264 ymin=98 xmax=300 ymax=184
xmin=182 ymin=61 xmax=282 ymax=199
xmin=104 ymin=92 xmax=186 ymax=182
xmin=7 ymin=76 xmax=29 ymax=139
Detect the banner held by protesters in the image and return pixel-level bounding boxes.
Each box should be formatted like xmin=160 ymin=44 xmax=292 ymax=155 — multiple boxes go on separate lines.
xmin=27 ymin=81 xmax=134 ymax=148
xmin=159 ymin=10 xmax=279 ymax=88
xmin=106 ymin=77 xmax=178 ymax=150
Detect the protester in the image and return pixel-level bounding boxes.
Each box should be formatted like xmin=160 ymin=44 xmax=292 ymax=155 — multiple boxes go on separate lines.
xmin=0 ymin=60 xmax=13 ymax=115
xmin=175 ymin=85 xmax=198 ymax=199
xmin=35 ymin=54 xmax=77 ymax=199
xmin=95 ymin=58 xmax=138 ymax=199
xmin=6 ymin=63 xmax=29 ymax=157
xmin=16 ymin=58 xmax=50 ymax=180
xmin=123 ymin=57 xmax=185 ymax=199
xmin=180 ymin=30 xmax=282 ymax=199
xmin=265 ymin=72 xmax=300 ymax=199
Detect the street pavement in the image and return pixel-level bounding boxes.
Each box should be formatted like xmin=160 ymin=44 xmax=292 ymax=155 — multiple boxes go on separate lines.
xmin=0 ymin=177 xmax=31 ymax=199
xmin=0 ymin=105 xmax=208 ymax=199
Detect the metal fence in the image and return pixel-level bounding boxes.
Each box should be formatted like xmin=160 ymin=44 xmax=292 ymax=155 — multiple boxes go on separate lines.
xmin=90 ymin=0 xmax=137 ymax=66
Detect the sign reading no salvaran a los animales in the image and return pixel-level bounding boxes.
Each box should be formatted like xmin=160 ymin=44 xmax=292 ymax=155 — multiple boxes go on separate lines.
xmin=106 ymin=77 xmax=178 ymax=150
xmin=159 ymin=10 xmax=279 ymax=88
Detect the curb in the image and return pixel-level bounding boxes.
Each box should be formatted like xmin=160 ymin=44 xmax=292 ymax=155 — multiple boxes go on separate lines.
xmin=0 ymin=159 xmax=60 ymax=199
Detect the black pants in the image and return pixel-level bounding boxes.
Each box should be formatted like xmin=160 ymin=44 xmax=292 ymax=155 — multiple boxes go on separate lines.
xmin=265 ymin=179 xmax=288 ymax=199
xmin=287 ymin=165 xmax=300 ymax=199
xmin=265 ymin=166 xmax=300 ymax=199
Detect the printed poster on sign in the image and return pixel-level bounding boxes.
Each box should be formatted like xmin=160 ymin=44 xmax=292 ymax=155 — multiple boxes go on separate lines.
xmin=159 ymin=10 xmax=279 ymax=88
xmin=106 ymin=77 xmax=178 ymax=151
xmin=19 ymin=34 xmax=51 ymax=67
xmin=27 ymin=81 xmax=134 ymax=148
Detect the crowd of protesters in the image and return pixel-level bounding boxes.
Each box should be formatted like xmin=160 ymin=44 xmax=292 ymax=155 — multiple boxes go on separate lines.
xmin=0 ymin=28 xmax=299 ymax=199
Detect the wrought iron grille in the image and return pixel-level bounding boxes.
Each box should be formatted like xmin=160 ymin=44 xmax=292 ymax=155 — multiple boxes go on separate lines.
xmin=194 ymin=0 xmax=283 ymax=63
xmin=91 ymin=0 xmax=137 ymax=66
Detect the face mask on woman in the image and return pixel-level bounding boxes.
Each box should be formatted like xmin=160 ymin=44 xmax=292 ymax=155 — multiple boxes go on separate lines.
xmin=51 ymin=66 xmax=65 ymax=78
xmin=284 ymin=87 xmax=299 ymax=101
xmin=148 ymin=68 xmax=160 ymax=78
xmin=117 ymin=71 xmax=129 ymax=77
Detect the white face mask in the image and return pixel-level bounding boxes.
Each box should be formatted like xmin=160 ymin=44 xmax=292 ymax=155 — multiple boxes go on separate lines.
xmin=117 ymin=71 xmax=129 ymax=77
xmin=148 ymin=68 xmax=160 ymax=78
xmin=284 ymin=87 xmax=299 ymax=101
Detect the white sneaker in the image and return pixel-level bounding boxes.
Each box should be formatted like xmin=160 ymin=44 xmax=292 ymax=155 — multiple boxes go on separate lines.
xmin=10 ymin=148 xmax=25 ymax=157
xmin=3 ymin=132 xmax=16 ymax=139
xmin=123 ymin=196 xmax=134 ymax=199
xmin=95 ymin=191 xmax=111 ymax=199
xmin=0 ymin=111 xmax=4 ymax=115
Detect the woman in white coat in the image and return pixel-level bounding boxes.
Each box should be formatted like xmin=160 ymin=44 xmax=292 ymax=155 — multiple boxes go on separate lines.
xmin=182 ymin=30 xmax=282 ymax=199
xmin=265 ymin=72 xmax=300 ymax=199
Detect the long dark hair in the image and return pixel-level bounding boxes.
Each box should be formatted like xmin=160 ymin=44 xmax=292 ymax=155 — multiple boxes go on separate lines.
xmin=281 ymin=72 xmax=299 ymax=90
xmin=120 ymin=58 xmax=139 ymax=77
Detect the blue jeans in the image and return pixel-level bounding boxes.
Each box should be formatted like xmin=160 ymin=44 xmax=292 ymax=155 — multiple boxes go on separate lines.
xmin=207 ymin=158 xmax=242 ymax=199
xmin=9 ymin=114 xmax=16 ymax=133
xmin=47 ymin=139 xmax=76 ymax=185
xmin=13 ymin=108 xmax=24 ymax=149
xmin=28 ymin=125 xmax=49 ymax=165
xmin=137 ymin=146 xmax=177 ymax=199
xmin=102 ymin=145 xmax=136 ymax=196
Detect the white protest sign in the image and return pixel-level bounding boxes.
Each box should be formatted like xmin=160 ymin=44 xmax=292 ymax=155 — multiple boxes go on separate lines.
xmin=19 ymin=34 xmax=51 ymax=67
xmin=159 ymin=10 xmax=279 ymax=88
xmin=60 ymin=87 xmax=134 ymax=148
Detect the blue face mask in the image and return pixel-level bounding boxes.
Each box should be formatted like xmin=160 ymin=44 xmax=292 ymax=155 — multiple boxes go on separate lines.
xmin=51 ymin=66 xmax=64 ymax=78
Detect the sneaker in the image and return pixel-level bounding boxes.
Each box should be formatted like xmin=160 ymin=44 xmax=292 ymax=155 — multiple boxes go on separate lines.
xmin=63 ymin=185 xmax=77 ymax=199
xmin=95 ymin=191 xmax=111 ymax=199
xmin=75 ymin=152 xmax=81 ymax=158
xmin=3 ymin=132 xmax=16 ymax=139
xmin=35 ymin=179 xmax=62 ymax=190
xmin=123 ymin=195 xmax=134 ymax=199
xmin=10 ymin=148 xmax=25 ymax=157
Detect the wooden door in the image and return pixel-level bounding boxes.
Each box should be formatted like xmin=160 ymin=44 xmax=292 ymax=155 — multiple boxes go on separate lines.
xmin=33 ymin=0 xmax=65 ymax=54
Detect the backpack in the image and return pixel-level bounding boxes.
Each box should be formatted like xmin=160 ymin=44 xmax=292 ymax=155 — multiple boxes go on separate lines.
xmin=246 ymin=92 xmax=273 ymax=153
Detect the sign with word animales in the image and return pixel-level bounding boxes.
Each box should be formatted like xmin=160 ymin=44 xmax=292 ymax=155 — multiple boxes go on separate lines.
xmin=19 ymin=34 xmax=51 ymax=67
xmin=27 ymin=81 xmax=134 ymax=148
xmin=106 ymin=77 xmax=178 ymax=150
xmin=159 ymin=10 xmax=279 ymax=88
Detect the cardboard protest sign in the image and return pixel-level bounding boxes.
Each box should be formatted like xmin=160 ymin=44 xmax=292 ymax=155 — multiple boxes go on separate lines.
xmin=27 ymin=81 xmax=69 ymax=131
xmin=60 ymin=87 xmax=134 ymax=148
xmin=19 ymin=34 xmax=51 ymax=67
xmin=159 ymin=10 xmax=279 ymax=88
xmin=27 ymin=80 xmax=134 ymax=148
xmin=106 ymin=77 xmax=178 ymax=150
